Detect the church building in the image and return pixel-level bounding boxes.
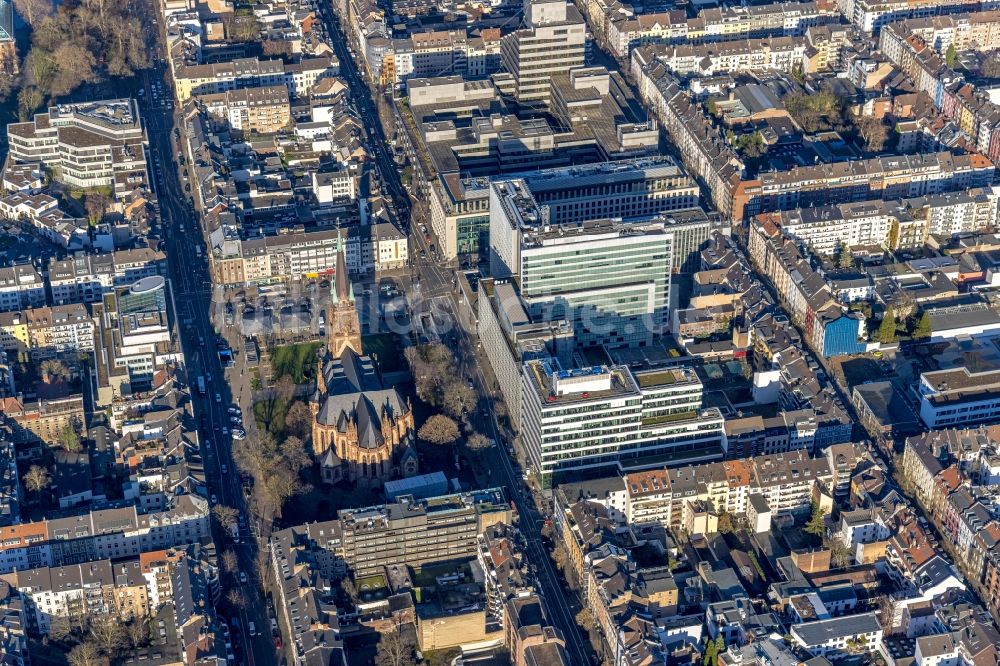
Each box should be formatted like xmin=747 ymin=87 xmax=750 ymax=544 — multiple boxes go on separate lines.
xmin=310 ymin=243 xmax=417 ymax=485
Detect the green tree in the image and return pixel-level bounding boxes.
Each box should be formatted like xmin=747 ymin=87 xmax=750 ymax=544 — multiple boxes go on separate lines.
xmin=875 ymin=307 xmax=897 ymax=344
xmin=946 ymin=44 xmax=958 ymax=68
xmin=804 ymin=501 xmax=828 ymax=538
xmin=837 ymin=243 xmax=854 ymax=269
xmin=703 ymin=636 xmax=718 ymax=666
xmin=58 ymin=423 xmax=82 ymax=453
xmin=886 ymin=219 xmax=900 ymax=250
xmin=718 ymin=511 xmax=735 ymax=534
xmin=913 ymin=311 xmax=932 ymax=339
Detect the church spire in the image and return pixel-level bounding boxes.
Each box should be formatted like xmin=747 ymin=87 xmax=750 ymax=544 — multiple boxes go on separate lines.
xmin=335 ymin=230 xmax=351 ymax=305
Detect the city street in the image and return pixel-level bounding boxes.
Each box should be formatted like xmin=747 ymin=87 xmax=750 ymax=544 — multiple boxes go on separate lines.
xmin=310 ymin=5 xmax=595 ymax=662
xmin=140 ymin=67 xmax=278 ymax=666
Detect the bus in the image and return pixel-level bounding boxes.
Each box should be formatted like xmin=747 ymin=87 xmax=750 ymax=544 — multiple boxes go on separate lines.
xmin=196 ymin=376 xmax=206 ymax=395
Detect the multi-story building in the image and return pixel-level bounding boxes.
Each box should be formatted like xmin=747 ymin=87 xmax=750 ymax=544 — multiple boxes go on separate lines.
xmin=173 ymin=56 xmax=339 ymax=101
xmin=211 ymin=224 xmax=408 ymax=286
xmin=635 ymin=36 xmax=808 ymax=77
xmin=268 ymin=521 xmax=346 ymax=666
xmin=621 ymin=449 xmax=835 ymax=528
xmin=841 ymin=0 xmax=979 ymax=34
xmin=748 ymin=218 xmax=869 ymax=357
xmin=24 ymin=304 xmax=95 ymax=358
xmin=7 ymin=99 xmax=147 ymax=197
xmin=97 ymin=276 xmax=176 ymax=391
xmin=520 ymin=360 xmax=725 ymax=485
xmin=337 ymin=488 xmax=512 ymax=576
xmin=477 ymin=278 xmax=574 ymax=430
xmin=0 ymin=265 xmax=45 ymax=313
xmin=48 ymin=249 xmax=166 ymax=305
xmin=490 ymin=177 xmax=713 ymax=346
xmin=197 ymin=85 xmax=291 ymax=134
xmin=790 ymin=614 xmax=883 ymax=660
xmin=500 ymin=0 xmax=586 ymax=107
xmin=606 ymin=1 xmax=837 ymax=58
xmin=0 ymin=495 xmax=210 ymax=575
xmin=768 ymin=188 xmax=1000 ymax=256
xmin=917 ymin=367 xmax=1000 ymax=428
xmin=0 ymin=391 xmax=85 ymax=447
xmin=429 ymin=156 xmax=701 ymax=262
xmin=376 ymin=28 xmax=502 ymax=86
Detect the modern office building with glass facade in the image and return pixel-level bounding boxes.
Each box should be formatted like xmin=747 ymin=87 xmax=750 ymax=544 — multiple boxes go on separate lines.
xmin=519 ymin=360 xmax=725 ymax=486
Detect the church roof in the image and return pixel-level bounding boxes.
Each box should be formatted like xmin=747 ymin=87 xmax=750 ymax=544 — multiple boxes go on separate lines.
xmin=316 ymin=388 xmax=407 ymax=449
xmin=322 ymin=347 xmax=382 ymax=395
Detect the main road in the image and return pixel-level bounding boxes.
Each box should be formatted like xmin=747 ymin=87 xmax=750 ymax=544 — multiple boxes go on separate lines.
xmin=140 ymin=67 xmax=278 ymax=666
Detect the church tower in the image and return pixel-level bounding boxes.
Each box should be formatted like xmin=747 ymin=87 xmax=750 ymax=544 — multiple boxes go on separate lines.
xmin=326 ymin=234 xmax=363 ymax=359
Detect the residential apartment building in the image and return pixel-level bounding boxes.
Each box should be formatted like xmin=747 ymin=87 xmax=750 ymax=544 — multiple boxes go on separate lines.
xmin=268 ymin=521 xmax=346 ymax=666
xmin=500 ymin=0 xmax=586 ymax=107
xmin=24 ymin=304 xmax=95 ymax=358
xmin=769 ymin=188 xmax=1000 ymax=256
xmin=211 ymin=223 xmax=407 ymax=286
xmin=48 ymin=249 xmax=166 ymax=305
xmin=337 ymin=488 xmax=512 ymax=576
xmin=0 ymin=265 xmax=44 ymax=313
xmin=197 ymin=85 xmax=291 ymax=134
xmin=606 ymin=1 xmax=837 ymax=58
xmin=622 ymin=449 xmax=835 ymax=528
xmin=0 ymin=495 xmax=210 ymax=575
xmin=841 ymin=0 xmax=979 ymax=34
xmin=634 ymin=36 xmax=808 ymax=77
xmin=7 ymin=99 xmax=147 ymax=197
xmin=520 ymin=360 xmax=725 ymax=485
xmin=879 ymin=22 xmax=1000 ymax=164
xmin=0 ymin=392 xmax=85 ymax=447
xmin=748 ymin=218 xmax=868 ymax=357
xmin=376 ymin=28 xmax=502 ymax=86
xmin=790 ymin=614 xmax=883 ymax=660
xmin=173 ymin=56 xmax=338 ymax=101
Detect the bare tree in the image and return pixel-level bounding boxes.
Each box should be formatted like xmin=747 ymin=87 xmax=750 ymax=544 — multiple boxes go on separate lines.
xmin=284 ymin=400 xmax=313 ymax=440
xmin=465 ymin=432 xmax=492 ymax=455
xmin=126 ymin=616 xmax=150 ymax=649
xmin=855 ymin=114 xmax=889 ymax=153
xmin=17 ymin=86 xmax=43 ymax=121
xmin=68 ymin=642 xmax=108 ymax=666
xmin=226 ymin=588 xmax=245 ymax=609
xmin=212 ymin=504 xmax=239 ymax=530
xmin=221 ymin=550 xmax=239 ymax=574
xmin=84 ymin=191 xmax=111 ymax=226
xmin=13 ymin=0 xmax=52 ymax=26
xmin=280 ymin=436 xmax=311 ymax=474
xmin=22 ymin=464 xmax=50 ymax=495
xmin=40 ymin=358 xmax=68 ymax=383
xmin=418 ymin=415 xmax=459 ymax=447
xmin=374 ymin=625 xmax=416 ymax=666
xmin=441 ymin=380 xmax=475 ymax=420
xmin=90 ymin=614 xmax=127 ymax=657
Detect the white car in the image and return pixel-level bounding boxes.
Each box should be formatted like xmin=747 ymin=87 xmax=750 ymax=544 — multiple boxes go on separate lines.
xmin=221 ymin=427 xmax=229 ymax=436
xmin=239 ymin=572 xmax=247 ymax=584
xmin=231 ymin=429 xmax=246 ymax=440
xmin=210 ymin=494 xmax=217 ymax=504
xmin=214 ymin=393 xmax=221 ymax=403
xmin=228 ymin=407 xmax=240 ymax=415
xmin=230 ymin=415 xmax=241 ymax=424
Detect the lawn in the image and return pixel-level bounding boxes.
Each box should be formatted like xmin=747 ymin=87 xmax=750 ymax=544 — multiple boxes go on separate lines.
xmin=362 ymin=333 xmax=404 ymax=373
xmin=412 ymin=561 xmax=473 ymax=588
xmin=254 ymin=397 xmax=290 ymax=435
xmin=271 ymin=341 xmax=323 ymax=383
